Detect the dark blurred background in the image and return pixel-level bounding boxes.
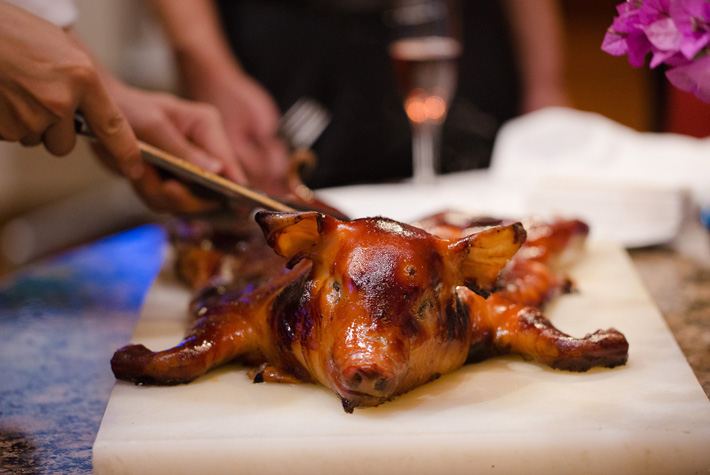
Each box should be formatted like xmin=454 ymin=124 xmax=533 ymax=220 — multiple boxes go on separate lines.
xmin=0 ymin=0 xmax=707 ymax=275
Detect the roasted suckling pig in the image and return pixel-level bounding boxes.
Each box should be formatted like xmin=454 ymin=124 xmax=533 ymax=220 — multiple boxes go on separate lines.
xmin=112 ymin=209 xmax=628 ymax=412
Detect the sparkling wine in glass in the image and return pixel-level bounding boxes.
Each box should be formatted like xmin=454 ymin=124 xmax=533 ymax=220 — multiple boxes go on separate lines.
xmin=389 ymin=2 xmax=461 ymax=184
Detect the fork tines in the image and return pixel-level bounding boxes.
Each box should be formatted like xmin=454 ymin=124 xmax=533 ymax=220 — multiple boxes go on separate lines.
xmin=279 ymin=98 xmax=331 ymax=150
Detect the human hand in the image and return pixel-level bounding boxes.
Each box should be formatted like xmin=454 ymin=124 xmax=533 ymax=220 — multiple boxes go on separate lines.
xmin=0 ymin=2 xmax=141 ymax=178
xmin=179 ymin=58 xmax=290 ymax=196
xmin=100 ymin=82 xmax=249 ymax=213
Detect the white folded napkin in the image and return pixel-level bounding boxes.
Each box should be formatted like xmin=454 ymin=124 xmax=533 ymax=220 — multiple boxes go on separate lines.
xmin=491 ymin=107 xmax=710 ymax=208
xmin=319 ymin=107 xmax=709 ymax=247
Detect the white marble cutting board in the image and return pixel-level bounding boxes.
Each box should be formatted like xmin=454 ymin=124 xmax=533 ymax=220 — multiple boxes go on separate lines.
xmin=92 ymin=238 xmax=710 ymax=475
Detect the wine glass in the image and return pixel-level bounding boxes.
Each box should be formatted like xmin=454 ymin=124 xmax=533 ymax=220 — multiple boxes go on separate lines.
xmin=389 ymin=0 xmax=461 ymax=185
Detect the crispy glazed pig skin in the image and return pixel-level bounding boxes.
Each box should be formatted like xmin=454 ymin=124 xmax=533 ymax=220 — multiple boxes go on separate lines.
xmin=113 ymin=211 xmax=628 ymax=412
xmin=114 ymin=212 xmax=526 ymax=410
xmin=417 ymin=212 xmax=628 ymax=370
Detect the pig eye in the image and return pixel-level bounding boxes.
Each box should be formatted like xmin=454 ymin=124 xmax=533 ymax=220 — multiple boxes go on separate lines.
xmin=327 ymin=280 xmax=342 ymax=305
xmin=405 ymin=265 xmax=416 ymax=276
xmin=415 ymin=298 xmax=434 ymax=320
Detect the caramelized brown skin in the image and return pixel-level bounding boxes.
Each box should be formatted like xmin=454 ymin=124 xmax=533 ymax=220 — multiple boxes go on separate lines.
xmin=112 ymin=210 xmax=628 ymax=412
xmin=417 ymin=212 xmax=628 ymax=371
xmin=112 ymin=261 xmax=311 ymax=385
xmin=113 ymin=212 xmax=525 ymax=411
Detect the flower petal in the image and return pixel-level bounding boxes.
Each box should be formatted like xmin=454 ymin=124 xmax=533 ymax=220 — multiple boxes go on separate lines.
xmin=626 ymin=30 xmax=653 ymax=67
xmin=665 ymin=52 xmax=694 ymax=67
xmin=650 ymin=49 xmax=676 ymax=67
xmin=680 ymin=34 xmax=710 ymax=59
xmin=602 ymin=29 xmax=629 ymax=56
xmin=644 ymin=17 xmax=682 ymax=51
xmin=665 ymin=54 xmax=710 ymax=103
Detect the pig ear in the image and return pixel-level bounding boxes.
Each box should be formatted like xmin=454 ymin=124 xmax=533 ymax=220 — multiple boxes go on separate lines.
xmin=448 ymin=222 xmax=526 ymax=295
xmin=255 ymin=211 xmax=328 ymax=261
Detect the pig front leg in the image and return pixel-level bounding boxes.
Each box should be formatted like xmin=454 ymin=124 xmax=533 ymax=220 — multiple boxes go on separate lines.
xmin=459 ymin=288 xmax=629 ymax=372
xmin=111 ymin=306 xmax=258 ymax=385
xmin=112 ymin=262 xmax=311 ymax=385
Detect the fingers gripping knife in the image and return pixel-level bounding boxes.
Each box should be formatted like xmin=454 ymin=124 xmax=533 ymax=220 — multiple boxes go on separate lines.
xmin=73 ymin=113 xmax=295 ymax=213
xmin=0 ymin=105 xmax=335 ymax=267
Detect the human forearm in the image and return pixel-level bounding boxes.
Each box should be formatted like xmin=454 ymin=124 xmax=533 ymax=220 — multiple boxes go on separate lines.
xmin=502 ymin=0 xmax=568 ymax=111
xmin=149 ymin=0 xmax=287 ymax=191
xmin=149 ymin=0 xmax=241 ymax=78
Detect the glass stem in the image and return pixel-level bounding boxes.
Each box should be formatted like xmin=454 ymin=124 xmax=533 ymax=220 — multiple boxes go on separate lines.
xmin=412 ymin=122 xmax=441 ymax=185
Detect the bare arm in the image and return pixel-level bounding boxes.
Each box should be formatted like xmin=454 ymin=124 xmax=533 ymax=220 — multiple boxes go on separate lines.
xmin=502 ymin=0 xmax=570 ymax=112
xmin=149 ymin=0 xmax=289 ymax=195
xmin=150 ymin=0 xmax=242 ymax=85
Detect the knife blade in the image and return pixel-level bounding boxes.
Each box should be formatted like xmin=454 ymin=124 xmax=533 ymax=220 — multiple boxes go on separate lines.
xmin=74 ymin=113 xmax=296 ymax=213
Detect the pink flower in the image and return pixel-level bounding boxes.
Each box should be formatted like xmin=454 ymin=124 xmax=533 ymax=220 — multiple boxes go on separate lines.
xmin=602 ymin=0 xmax=710 ymax=102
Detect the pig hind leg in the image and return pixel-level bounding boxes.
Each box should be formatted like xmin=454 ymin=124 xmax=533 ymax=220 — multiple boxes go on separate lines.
xmin=491 ymin=305 xmax=629 ymax=371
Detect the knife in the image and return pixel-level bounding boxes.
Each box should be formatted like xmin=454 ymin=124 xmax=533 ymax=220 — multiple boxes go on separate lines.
xmin=74 ymin=113 xmax=295 ymax=213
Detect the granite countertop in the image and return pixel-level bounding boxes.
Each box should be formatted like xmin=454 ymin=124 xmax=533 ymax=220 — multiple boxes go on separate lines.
xmin=0 ymin=225 xmax=708 ymax=473
xmin=630 ymin=247 xmax=710 ymax=396
xmin=0 ymin=226 xmax=165 ymax=474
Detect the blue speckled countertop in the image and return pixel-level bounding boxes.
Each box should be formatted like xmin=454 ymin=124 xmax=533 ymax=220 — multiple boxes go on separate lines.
xmin=0 ymin=224 xmax=707 ymax=474
xmin=0 ymin=226 xmax=165 ymax=474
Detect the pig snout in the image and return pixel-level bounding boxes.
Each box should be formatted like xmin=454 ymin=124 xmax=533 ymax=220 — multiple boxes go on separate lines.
xmin=340 ymin=363 xmax=397 ymax=397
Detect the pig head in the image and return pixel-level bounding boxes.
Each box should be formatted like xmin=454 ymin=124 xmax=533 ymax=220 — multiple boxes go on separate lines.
xmin=255 ymin=211 xmax=526 ymax=411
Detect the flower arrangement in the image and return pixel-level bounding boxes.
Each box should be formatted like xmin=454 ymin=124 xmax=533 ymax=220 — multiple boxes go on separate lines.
xmin=602 ymin=0 xmax=709 ymax=102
